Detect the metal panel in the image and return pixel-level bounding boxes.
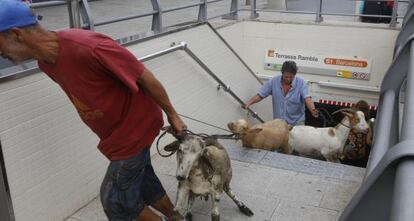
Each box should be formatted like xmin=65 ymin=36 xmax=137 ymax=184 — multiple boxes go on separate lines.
xmin=0 ymin=143 xmax=14 ymax=221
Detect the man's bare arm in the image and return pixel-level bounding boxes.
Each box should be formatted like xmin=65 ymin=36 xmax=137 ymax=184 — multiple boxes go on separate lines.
xmin=305 ymin=97 xmax=318 ymax=118
xmin=137 ymin=68 xmax=186 ymax=133
xmin=242 ymin=94 xmax=263 ymax=109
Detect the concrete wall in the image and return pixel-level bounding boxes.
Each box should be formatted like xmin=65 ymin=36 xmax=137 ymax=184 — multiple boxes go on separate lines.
xmin=0 ymin=73 xmax=106 ymax=221
xmin=218 ymin=21 xmax=400 ymax=104
xmin=0 ymin=23 xmax=272 ymax=221
xmin=131 ymin=24 xmax=273 ymax=145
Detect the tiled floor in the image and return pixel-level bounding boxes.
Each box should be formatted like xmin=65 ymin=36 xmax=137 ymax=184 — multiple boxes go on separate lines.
xmin=66 ymin=140 xmax=365 ymax=221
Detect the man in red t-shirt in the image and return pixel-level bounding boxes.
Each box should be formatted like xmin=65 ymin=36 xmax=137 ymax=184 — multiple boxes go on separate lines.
xmin=0 ymin=1 xmax=186 ymax=220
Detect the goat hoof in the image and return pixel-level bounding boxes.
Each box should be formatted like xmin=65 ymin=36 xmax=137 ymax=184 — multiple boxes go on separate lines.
xmin=239 ymin=205 xmax=254 ymax=217
xmin=211 ymin=214 xmax=220 ymax=221
xmin=185 ymin=212 xmax=193 ymax=221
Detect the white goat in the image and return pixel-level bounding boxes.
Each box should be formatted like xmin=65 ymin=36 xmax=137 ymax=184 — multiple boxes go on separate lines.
xmin=227 ymin=119 xmax=290 ymax=153
xmin=288 ymin=110 xmax=369 ymax=162
xmin=164 ymin=135 xmax=254 ymax=221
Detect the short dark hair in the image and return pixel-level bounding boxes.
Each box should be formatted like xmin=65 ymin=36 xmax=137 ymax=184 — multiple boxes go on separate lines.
xmin=281 ymin=61 xmax=297 ymax=75
xmin=354 ymin=100 xmax=370 ymax=120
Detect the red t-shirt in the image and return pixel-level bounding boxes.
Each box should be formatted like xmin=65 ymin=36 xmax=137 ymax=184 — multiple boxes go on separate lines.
xmin=38 ymin=29 xmax=163 ymax=160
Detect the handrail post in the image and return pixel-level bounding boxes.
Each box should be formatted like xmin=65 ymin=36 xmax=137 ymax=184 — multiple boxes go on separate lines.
xmin=66 ymin=0 xmax=82 ymax=28
xmin=79 ymin=0 xmax=94 ymax=30
xmin=198 ymin=0 xmax=207 ymax=22
xmin=315 ymin=0 xmax=323 ymax=23
xmin=250 ymin=0 xmax=259 ymax=19
xmin=222 ymin=0 xmax=238 ymax=20
xmin=365 ymin=89 xmax=399 ymax=176
xmin=390 ymin=41 xmax=414 ymax=221
xmin=390 ymin=0 xmax=399 ymax=28
xmin=151 ymin=0 xmax=163 ymax=33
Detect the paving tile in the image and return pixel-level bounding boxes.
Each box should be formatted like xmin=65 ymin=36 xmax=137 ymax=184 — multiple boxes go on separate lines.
xmin=259 ymin=152 xmax=365 ymax=182
xmin=166 ymin=189 xmax=212 ymax=216
xmin=157 ymin=173 xmax=178 ymax=192
xmin=265 ymin=172 xmax=327 ymax=207
xmin=219 ymin=192 xmax=280 ymax=221
xmin=248 ymin=163 xmax=298 ymax=177
xmin=238 ymin=149 xmax=268 ymax=164
xmin=151 ymin=153 xmax=177 ymax=176
xmin=69 ymin=197 xmax=107 ymax=221
xmin=230 ymin=162 xmax=284 ymax=197
xmin=221 ymin=140 xmax=270 ymax=163
xmin=319 ymin=181 xmax=361 ymax=211
xmin=65 ymin=218 xmax=82 ymax=221
xmin=221 ymin=140 xmax=250 ymax=160
xmin=191 ymin=213 xmax=229 ymax=221
xmin=271 ymin=200 xmax=338 ymax=221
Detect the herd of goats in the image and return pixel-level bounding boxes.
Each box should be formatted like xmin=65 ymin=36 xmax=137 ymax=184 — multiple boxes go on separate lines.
xmin=161 ymin=108 xmax=370 ymax=221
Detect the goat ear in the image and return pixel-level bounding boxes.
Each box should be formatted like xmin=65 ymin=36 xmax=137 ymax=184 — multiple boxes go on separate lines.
xmin=202 ymin=137 xmax=218 ymax=147
xmin=164 ymin=140 xmax=181 ymax=152
xmin=248 ymin=128 xmax=262 ymax=134
xmin=227 ymin=122 xmax=234 ymax=130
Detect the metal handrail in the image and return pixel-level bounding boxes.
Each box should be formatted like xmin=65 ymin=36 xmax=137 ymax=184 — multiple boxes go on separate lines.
xmin=27 ymin=0 xmax=409 ymax=33
xmin=248 ymin=8 xmax=316 ymax=15
xmin=29 ymin=0 xmax=66 ymax=8
xmin=138 ymin=42 xmax=265 ymax=123
xmin=163 ymin=2 xmax=204 ymax=13
xmin=93 ymin=11 xmax=158 ymax=27
xmin=390 ymin=41 xmax=414 ymax=221
xmin=339 ymin=1 xmax=414 ymax=220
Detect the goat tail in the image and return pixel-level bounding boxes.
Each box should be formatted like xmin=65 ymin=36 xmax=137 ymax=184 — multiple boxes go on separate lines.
xmin=224 ymin=188 xmax=254 ymax=217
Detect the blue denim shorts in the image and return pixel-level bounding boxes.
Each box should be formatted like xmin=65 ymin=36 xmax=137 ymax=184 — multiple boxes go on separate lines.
xmin=100 ymin=147 xmax=166 ymax=221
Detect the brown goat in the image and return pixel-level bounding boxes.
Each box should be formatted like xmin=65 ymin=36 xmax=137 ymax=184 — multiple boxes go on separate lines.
xmin=227 ymin=119 xmax=290 ymax=153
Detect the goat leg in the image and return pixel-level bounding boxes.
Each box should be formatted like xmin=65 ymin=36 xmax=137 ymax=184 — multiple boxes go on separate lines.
xmin=185 ymin=213 xmax=193 ymax=221
xmin=225 ymin=188 xmax=254 ymax=217
xmin=174 ymin=183 xmax=190 ymax=218
xmin=185 ymin=193 xmax=195 ymax=221
xmin=211 ymin=214 xmax=220 ymax=221
xmin=211 ymin=192 xmax=222 ymax=221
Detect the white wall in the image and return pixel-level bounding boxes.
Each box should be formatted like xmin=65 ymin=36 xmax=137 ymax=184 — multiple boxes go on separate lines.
xmin=0 ymin=73 xmax=106 ymax=221
xmin=0 ymin=23 xmax=272 ymax=221
xmin=218 ymin=21 xmax=400 ymax=104
xmin=128 ymin=24 xmax=274 ymax=135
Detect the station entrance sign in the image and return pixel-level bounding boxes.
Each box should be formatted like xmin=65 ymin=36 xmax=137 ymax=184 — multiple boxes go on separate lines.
xmin=264 ymin=49 xmax=372 ymax=80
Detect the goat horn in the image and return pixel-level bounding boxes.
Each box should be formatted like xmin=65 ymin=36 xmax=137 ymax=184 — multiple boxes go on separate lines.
xmin=332 ymin=108 xmax=355 ymax=115
xmin=164 ymin=140 xmax=181 ymax=152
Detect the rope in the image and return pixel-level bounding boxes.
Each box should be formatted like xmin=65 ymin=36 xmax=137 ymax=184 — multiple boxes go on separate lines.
xmin=178 ymin=113 xmax=232 ymax=133
xmin=316 ymin=107 xmax=334 ymax=127
xmin=156 ymin=114 xmax=239 ymax=158
xmin=156 ymin=129 xmax=176 ymax=157
xmin=316 ymin=107 xmax=351 ymax=129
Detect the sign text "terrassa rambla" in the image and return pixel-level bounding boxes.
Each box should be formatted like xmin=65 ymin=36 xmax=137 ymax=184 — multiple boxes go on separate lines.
xmin=274 ymin=53 xmax=318 ymax=62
